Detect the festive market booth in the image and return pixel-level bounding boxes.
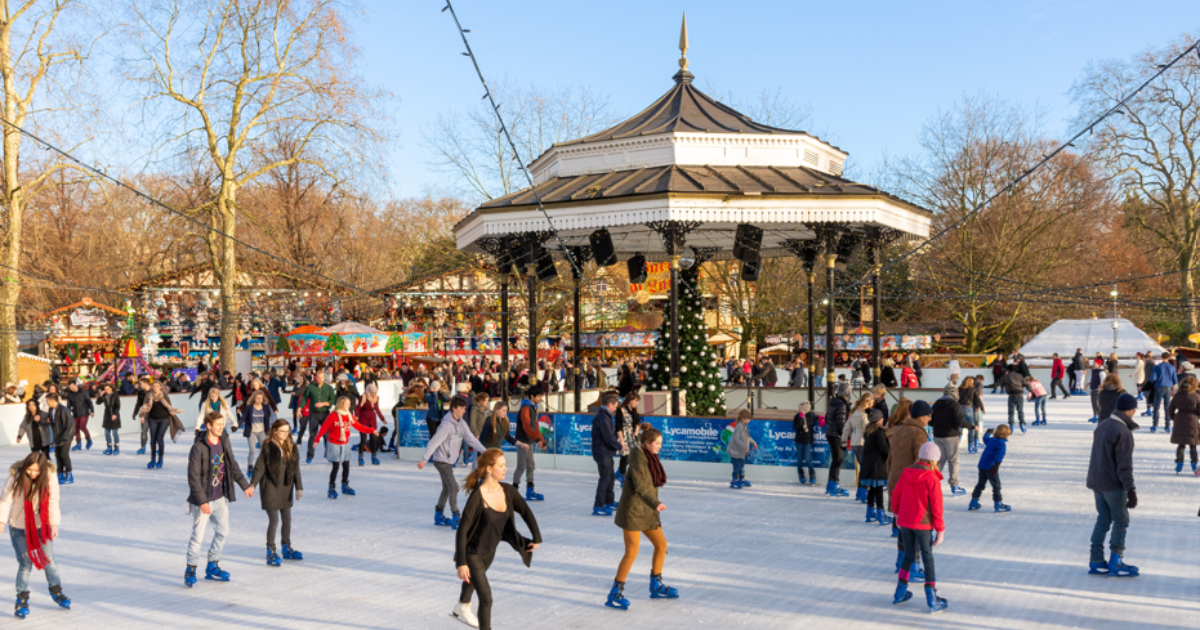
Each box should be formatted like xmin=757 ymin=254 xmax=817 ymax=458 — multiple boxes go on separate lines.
xmin=38 ymin=299 xmax=127 ymax=379
xmin=1018 ymin=318 xmax=1166 ymax=366
xmin=453 ymin=18 xmax=931 ymax=415
xmin=276 ymin=323 xmax=432 ymax=368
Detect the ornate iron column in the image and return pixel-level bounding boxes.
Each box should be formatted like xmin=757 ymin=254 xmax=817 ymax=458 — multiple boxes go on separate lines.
xmin=814 ymin=226 xmax=848 ymax=404
xmin=784 ymin=238 xmax=819 ymax=404
xmin=864 ymin=227 xmax=901 ymax=388
xmin=479 ymin=237 xmax=513 ymax=405
xmin=648 ymin=221 xmax=700 ymax=416
xmin=568 ymin=246 xmax=590 ymax=413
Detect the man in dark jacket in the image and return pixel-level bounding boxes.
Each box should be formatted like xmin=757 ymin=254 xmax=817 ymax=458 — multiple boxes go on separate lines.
xmin=930 ymin=394 xmax=972 ymax=496
xmin=999 ymin=366 xmax=1028 ymax=431
xmin=63 ymin=382 xmax=94 ymax=451
xmin=119 ymin=374 xmax=136 ymax=396
xmin=1086 ymin=393 xmax=1138 ymax=577
xmin=45 ymin=394 xmax=74 ymax=484
xmin=185 ymin=411 xmax=253 ymax=587
xmin=825 ymin=382 xmax=852 ymax=496
xmin=793 ymin=401 xmax=817 ymax=484
xmin=1070 ymin=349 xmax=1085 ymax=394
xmin=590 ymin=394 xmax=624 ymax=516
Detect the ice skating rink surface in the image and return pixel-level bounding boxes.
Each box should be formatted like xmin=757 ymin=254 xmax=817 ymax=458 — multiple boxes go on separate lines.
xmin=0 ymin=393 xmax=1195 ymax=629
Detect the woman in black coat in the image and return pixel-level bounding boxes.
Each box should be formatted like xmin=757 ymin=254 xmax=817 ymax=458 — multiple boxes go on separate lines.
xmin=860 ymin=409 xmax=891 ymax=526
xmin=97 ymin=383 xmax=122 ymax=455
xmin=250 ymin=419 xmax=304 ymax=566
xmin=880 ymin=359 xmax=898 ymax=389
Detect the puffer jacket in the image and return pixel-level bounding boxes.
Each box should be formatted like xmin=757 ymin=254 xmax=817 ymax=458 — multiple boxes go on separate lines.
xmin=825 ymin=396 xmax=850 ymax=443
xmin=893 ymin=462 xmax=945 ymax=532
xmin=1169 ymin=390 xmax=1200 ymax=446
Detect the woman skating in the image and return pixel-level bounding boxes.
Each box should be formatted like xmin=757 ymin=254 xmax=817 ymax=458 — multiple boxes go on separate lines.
xmin=615 ymin=394 xmax=641 ymax=482
xmin=451 ymin=449 xmax=542 ymax=629
xmin=16 ymin=402 xmax=50 ymax=459
xmin=313 ymin=397 xmax=375 ymax=499
xmin=97 ymin=383 xmax=121 ymax=455
xmin=0 ymin=453 xmax=69 ymax=618
xmin=195 ymin=387 xmax=236 ymax=436
xmin=139 ymin=382 xmax=183 ymax=470
xmin=241 ymin=390 xmax=276 ymax=475
xmin=250 ymin=420 xmax=304 ymax=567
xmin=1168 ymin=376 xmax=1200 ymax=473
xmin=606 ymin=423 xmax=678 ymax=610
xmin=355 ymin=384 xmax=386 ymax=466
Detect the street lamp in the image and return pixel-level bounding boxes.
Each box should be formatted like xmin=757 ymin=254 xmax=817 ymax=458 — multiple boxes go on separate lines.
xmin=1111 ymin=289 xmax=1119 ymax=356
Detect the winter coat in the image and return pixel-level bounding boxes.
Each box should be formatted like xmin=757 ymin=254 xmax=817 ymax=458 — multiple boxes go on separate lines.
xmin=0 ymin=472 xmax=61 ymax=530
xmin=467 ymin=403 xmax=489 ymax=438
xmin=591 ymin=406 xmax=622 ymax=459
xmin=186 ymin=432 xmax=250 ymax=506
xmin=97 ymin=393 xmax=121 ymax=430
xmin=1097 ymin=385 xmax=1126 ymax=421
xmin=893 ymin=462 xmax=945 ymax=532
xmin=792 ymin=411 xmax=816 ymax=445
xmin=46 ymin=406 xmax=73 ymax=447
xmin=515 ymin=399 xmax=544 ymax=446
xmin=1070 ymin=352 xmax=1084 ymax=371
xmin=880 ymin=366 xmax=898 ymax=389
xmin=616 ymin=406 xmax=641 ymax=452
xmin=900 ymin=367 xmax=919 ymax=389
xmin=614 ymin=446 xmax=661 ymax=532
xmin=930 ymin=396 xmax=972 ymax=438
xmin=1027 ymin=381 xmax=1047 ymax=399
xmin=63 ymin=388 xmax=93 ymax=418
xmin=1168 ymin=390 xmax=1200 ymax=446
xmin=1133 ymin=359 xmax=1146 ymax=385
xmin=454 ymin=483 xmax=542 ymax=568
xmin=999 ymin=370 xmax=1026 ymax=395
xmin=886 ymin=417 xmax=929 ymax=513
xmin=860 ymin=426 xmax=890 ymax=482
xmin=727 ymin=422 xmax=753 ymax=459
xmin=18 ymin=411 xmax=52 ymax=450
xmin=825 ymin=396 xmax=849 ymax=443
xmin=1051 ymin=358 xmax=1065 ymax=379
xmin=957 ymin=384 xmax=981 ymax=413
xmin=1089 ymin=368 xmax=1105 ymax=391
xmin=479 ymin=411 xmax=516 ymax=449
xmin=977 ymin=433 xmax=1007 ymax=470
xmin=1087 ymin=411 xmax=1137 ymax=493
xmin=760 ymin=361 xmax=778 ymax=386
xmin=846 ymin=410 xmax=867 ymax=447
xmin=249 ymin=441 xmax=303 ymax=511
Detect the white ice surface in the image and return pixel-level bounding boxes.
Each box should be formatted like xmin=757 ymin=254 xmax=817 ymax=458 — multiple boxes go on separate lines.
xmin=0 ymin=393 xmax=1195 ymax=629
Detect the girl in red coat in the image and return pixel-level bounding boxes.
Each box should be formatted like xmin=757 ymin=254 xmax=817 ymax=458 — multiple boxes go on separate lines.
xmin=314 ymin=397 xmax=375 ymax=500
xmin=892 ymin=441 xmax=948 ymax=614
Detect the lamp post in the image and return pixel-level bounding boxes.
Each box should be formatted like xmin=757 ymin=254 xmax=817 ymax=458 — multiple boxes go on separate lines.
xmin=1111 ymin=288 xmax=1119 ymax=357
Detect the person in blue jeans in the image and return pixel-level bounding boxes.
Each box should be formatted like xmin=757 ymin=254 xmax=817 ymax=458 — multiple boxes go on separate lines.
xmin=793 ymin=401 xmax=817 ymax=485
xmin=998 ymin=365 xmax=1027 ymax=431
xmin=1085 ymin=393 xmax=1139 ymax=577
xmin=0 ymin=452 xmax=70 ymax=618
xmin=727 ymin=410 xmax=758 ymax=489
xmin=1148 ymin=351 xmax=1178 ymax=432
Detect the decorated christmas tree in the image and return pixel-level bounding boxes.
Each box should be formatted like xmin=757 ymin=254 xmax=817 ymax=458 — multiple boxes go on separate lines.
xmin=385 ymin=332 xmax=405 ymax=354
xmin=323 ymin=332 xmax=347 ymax=354
xmin=274 ymin=335 xmax=291 ymax=354
xmin=644 ymin=266 xmax=726 ymax=416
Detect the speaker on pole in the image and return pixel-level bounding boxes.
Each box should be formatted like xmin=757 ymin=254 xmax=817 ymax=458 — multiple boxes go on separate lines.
xmin=733 ymin=223 xmax=763 ymax=263
xmin=589 ymin=228 xmax=617 ymax=267
xmin=627 ymin=254 xmax=647 ymax=284
xmin=536 ymin=246 xmax=558 ymax=281
xmin=740 ymin=260 xmax=760 ymax=282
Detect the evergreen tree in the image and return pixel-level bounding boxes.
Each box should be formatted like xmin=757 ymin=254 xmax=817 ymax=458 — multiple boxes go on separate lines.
xmin=385 ymin=332 xmax=405 ymax=354
xmin=644 ymin=266 xmax=726 ymax=416
xmin=323 ymin=332 xmax=347 ymax=354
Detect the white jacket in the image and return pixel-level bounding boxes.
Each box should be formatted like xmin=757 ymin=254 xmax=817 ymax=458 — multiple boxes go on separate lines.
xmin=1133 ymin=359 xmax=1145 ymax=385
xmin=0 ymin=473 xmax=61 ymax=528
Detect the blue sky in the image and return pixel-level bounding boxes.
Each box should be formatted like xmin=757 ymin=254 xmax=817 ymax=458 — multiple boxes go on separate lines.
xmin=359 ymin=0 xmax=1197 ymax=198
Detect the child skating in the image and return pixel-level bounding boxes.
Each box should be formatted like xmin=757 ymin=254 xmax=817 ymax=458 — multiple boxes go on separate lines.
xmin=313 ymin=397 xmax=376 ymax=499
xmin=418 ymin=397 xmax=487 ymax=529
xmin=727 ymin=411 xmax=757 ymax=488
xmin=969 ymin=425 xmax=1011 ymax=512
xmin=892 ymin=441 xmax=948 ymax=614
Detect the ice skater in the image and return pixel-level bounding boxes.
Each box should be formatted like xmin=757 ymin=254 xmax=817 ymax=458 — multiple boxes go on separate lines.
xmin=1086 ymin=393 xmax=1139 ymax=577
xmin=44 ymin=396 xmax=73 ymax=485
xmin=0 ymin=452 xmax=69 ymax=618
xmin=97 ymin=383 xmax=121 ymax=455
xmin=194 ymin=386 xmax=236 ymax=437
xmin=861 ymin=409 xmax=891 ymax=525
xmin=451 ymin=449 xmax=542 ymax=629
xmin=1168 ymin=376 xmax=1200 ymax=473
xmin=1026 ymin=376 xmax=1048 ymax=426
xmin=241 ymin=390 xmax=276 ymax=476
xmin=313 ymin=396 xmax=376 ymax=500
xmin=185 ymin=411 xmax=253 ymax=587
xmin=355 ymin=384 xmax=386 ymax=466
xmin=727 ymin=410 xmax=757 ymax=489
xmin=418 ymin=397 xmax=486 ymax=529
xmin=969 ymin=425 xmax=1011 ymax=512
xmin=606 ymin=423 xmax=678 ymax=610
xmin=891 ymin=441 xmax=947 ymax=614
xmin=297 ymin=371 xmax=336 ymax=464
xmin=513 ymin=387 xmax=547 ymax=501
xmin=824 ymin=382 xmax=851 ymax=496
xmin=591 ymin=394 xmax=624 ymax=515
xmin=16 ymin=401 xmax=50 ymax=460
xmin=63 ymin=382 xmax=93 ymax=452
xmin=249 ymin=419 xmax=304 ymax=567
xmin=139 ymin=382 xmax=182 ymax=470
xmin=793 ymin=401 xmax=817 ymax=485
xmin=887 ymin=399 xmax=929 ymax=576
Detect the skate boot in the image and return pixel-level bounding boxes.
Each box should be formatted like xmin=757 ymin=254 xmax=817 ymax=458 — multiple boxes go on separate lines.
xmin=855 ymin=486 xmax=867 ymax=502
xmin=1150 ymin=426 xmax=1156 ymax=433
xmin=452 ymin=601 xmax=479 ymax=627
xmin=71 ymin=442 xmax=81 ymax=452
xmin=1088 ymin=560 xmax=1109 ymax=576
xmin=968 ymin=498 xmax=982 ymax=511
xmin=605 ymin=580 xmax=630 ymax=610
xmin=607 ymin=502 xmax=618 ymax=511
xmin=358 ymin=455 xmax=365 ymax=467
xmin=281 ymin=544 xmax=303 ymax=560
xmin=1177 ymin=461 xmax=1184 ymax=474
xmin=64 ymin=472 xmax=73 ymax=485
xmin=729 ymin=476 xmax=742 ymax=489
xmin=341 ymin=483 xmax=356 ymax=496
xmin=48 ymin=585 xmax=69 ymax=609
xmin=266 ymin=545 xmax=281 ymax=567
xmin=592 ymin=506 xmax=613 ymax=516
xmin=1193 ymin=461 xmax=1198 ymax=474
xmin=56 ymin=472 xmax=64 ymax=485
xmin=649 ymin=573 xmax=679 ymax=599
xmin=866 ymin=506 xmax=876 ymax=523
xmin=892 ymin=581 xmax=912 ymax=605
xmin=525 ymin=485 xmax=544 ymax=501
xmin=950 ymin=486 xmax=966 ymax=497
xmin=327 ymin=484 xmax=338 ymax=500
xmin=877 ymin=510 xmax=892 ymax=526
xmin=798 ymin=471 xmax=807 ymax=485
xmin=371 ymin=455 xmax=380 ymax=465
xmin=185 ymin=565 xmax=197 ymax=588
xmin=826 ymin=482 xmax=849 ymax=497
xmin=103 ymin=444 xmax=112 ymax=456
xmin=738 ymin=477 xmax=751 ymax=488
xmin=137 ymin=446 xmax=146 ymax=455
xmin=994 ymin=502 xmax=1012 ymax=512
xmin=14 ymin=591 xmax=28 ymax=618
xmin=147 ymin=460 xmax=156 ymax=470
xmin=113 ymin=446 xmax=119 ymax=455
xmin=85 ymin=438 xmax=92 ymax=450
xmin=1107 ymin=553 xmax=1139 ymax=578
xmin=925 ymin=585 xmax=948 ymax=614
xmin=451 ymin=512 xmax=461 ymax=530
xmin=204 ymin=561 xmax=230 ymax=581
xmin=435 ymin=509 xmax=451 ymax=527
xmin=895 ymin=549 xmax=904 ymax=573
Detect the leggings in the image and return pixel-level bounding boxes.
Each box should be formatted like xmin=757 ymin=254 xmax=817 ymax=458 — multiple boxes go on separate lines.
xmin=459 ymin=548 xmax=496 ymax=630
xmin=328 ymin=461 xmax=350 ymax=486
xmin=867 ymin=485 xmax=884 ymax=510
xmin=434 ymin=461 xmax=460 ymax=513
xmin=358 ymin=432 xmax=380 ymax=457
xmin=74 ymin=416 xmax=90 ymax=444
xmin=266 ymin=508 xmax=292 ymax=547
xmin=615 ymin=527 xmax=668 ymax=583
xmin=148 ymin=418 xmax=169 ymax=461
xmin=618 ymin=454 xmax=628 ymax=477
xmin=1177 ymin=444 xmax=1199 ymax=463
xmin=54 ymin=442 xmax=71 ymax=473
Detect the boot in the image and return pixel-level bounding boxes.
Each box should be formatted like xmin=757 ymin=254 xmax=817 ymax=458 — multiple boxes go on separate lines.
xmin=738 ymin=476 xmax=751 ymax=488
xmin=798 ymin=471 xmax=807 ymax=485
xmin=592 ymin=505 xmax=613 ymax=516
xmin=1107 ymin=553 xmax=1139 ymax=577
xmin=64 ymin=472 xmax=74 ymax=485
xmin=925 ymin=585 xmax=948 ymax=614
xmin=968 ymin=498 xmax=982 ymax=511
xmin=895 ymin=549 xmax=904 ymax=573
xmin=113 ymin=445 xmax=119 ymax=456
xmin=137 ymin=446 xmax=146 ymax=455
xmin=435 ymin=508 xmax=451 ymax=527
xmin=204 ymin=561 xmax=230 ymax=581
xmin=341 ymin=483 xmax=356 ymax=496
xmin=48 ymin=585 xmax=69 ymax=609
xmin=994 ymin=502 xmax=1012 ymax=512
xmin=950 ymin=486 xmax=966 ymax=497
xmin=85 ymin=437 xmax=92 ymax=450
xmin=14 ymin=591 xmax=29 ymax=619
xmin=452 ymin=601 xmax=480 ymax=627
xmin=1088 ymin=560 xmax=1109 ymax=575
xmin=892 ymin=581 xmax=912 ymax=605
xmin=827 ymin=482 xmax=849 ymax=497
xmin=281 ymin=543 xmax=303 ymax=560
xmin=605 ymin=580 xmax=630 ymax=610
xmin=877 ymin=510 xmax=892 ymax=526
xmin=525 ymin=485 xmax=544 ymax=501
xmin=1177 ymin=461 xmax=1184 ymax=474
xmin=451 ymin=512 xmax=461 ymax=531
xmin=855 ymin=486 xmax=867 ymax=502
xmin=103 ymin=444 xmax=112 ymax=456
xmin=729 ymin=475 xmax=741 ymax=489
xmin=266 ymin=545 xmax=282 ymax=567
xmin=327 ymin=484 xmax=338 ymax=499
xmin=371 ymin=454 xmax=380 ymax=465
xmin=358 ymin=454 xmax=365 ymax=467
xmin=649 ymin=573 xmax=679 ymax=599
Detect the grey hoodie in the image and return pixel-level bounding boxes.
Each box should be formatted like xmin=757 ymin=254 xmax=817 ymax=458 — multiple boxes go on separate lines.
xmin=421 ymin=411 xmax=486 ymax=466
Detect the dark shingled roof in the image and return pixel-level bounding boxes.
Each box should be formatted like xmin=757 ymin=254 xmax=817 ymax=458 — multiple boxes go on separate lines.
xmin=551 ymin=81 xmax=837 ymax=149
xmin=478 ymin=164 xmax=925 ymax=213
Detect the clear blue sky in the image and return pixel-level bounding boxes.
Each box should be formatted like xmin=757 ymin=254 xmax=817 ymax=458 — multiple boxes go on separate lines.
xmin=357 ymin=0 xmax=1198 ymax=198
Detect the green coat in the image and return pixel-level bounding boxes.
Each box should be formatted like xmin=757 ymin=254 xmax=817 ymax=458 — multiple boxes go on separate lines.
xmin=614 ymin=446 xmax=662 ymax=532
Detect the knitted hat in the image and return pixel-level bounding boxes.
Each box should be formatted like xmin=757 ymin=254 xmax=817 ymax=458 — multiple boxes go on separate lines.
xmin=910 ymin=400 xmax=933 ymax=417
xmin=1116 ymin=393 xmax=1138 ymax=412
xmin=918 ymin=441 xmax=941 ymax=462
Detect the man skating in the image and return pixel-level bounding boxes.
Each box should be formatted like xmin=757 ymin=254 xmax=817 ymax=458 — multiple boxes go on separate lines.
xmin=297 ymin=371 xmax=336 ymax=464
xmin=999 ymin=365 xmax=1028 ymax=432
xmin=1086 ymin=394 xmax=1139 ymax=577
xmin=590 ymin=394 xmax=625 ymax=516
xmin=185 ymin=412 xmax=253 ymax=587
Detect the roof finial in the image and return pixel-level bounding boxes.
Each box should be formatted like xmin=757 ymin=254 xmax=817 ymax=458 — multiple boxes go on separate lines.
xmin=673 ymin=12 xmax=694 ymax=84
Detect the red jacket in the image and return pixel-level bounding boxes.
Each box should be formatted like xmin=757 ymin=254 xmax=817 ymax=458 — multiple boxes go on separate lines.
xmin=1051 ymin=358 xmax=1065 ymax=379
xmin=314 ymin=411 xmax=373 ymax=445
xmin=893 ymin=462 xmax=945 ymax=532
xmin=900 ymin=366 xmax=919 ymax=389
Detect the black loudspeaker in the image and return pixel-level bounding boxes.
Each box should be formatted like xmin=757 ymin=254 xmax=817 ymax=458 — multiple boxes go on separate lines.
xmin=536 ymin=246 xmax=558 ymax=281
xmin=589 ymin=228 xmax=617 ymax=267
xmin=740 ymin=260 xmax=760 ymax=282
xmin=627 ymin=254 xmax=647 ymax=284
xmin=496 ymin=244 xmax=515 ymax=276
xmin=733 ymin=224 xmax=763 ymax=263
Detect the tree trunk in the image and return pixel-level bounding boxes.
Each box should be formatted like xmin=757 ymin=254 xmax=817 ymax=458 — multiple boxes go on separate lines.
xmin=0 ymin=22 xmax=22 ymax=386
xmin=218 ymin=197 xmax=238 ymax=373
xmin=1182 ymin=259 xmax=1197 ymax=335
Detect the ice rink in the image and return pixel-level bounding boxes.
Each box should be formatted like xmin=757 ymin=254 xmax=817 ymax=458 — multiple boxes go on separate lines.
xmin=0 ymin=392 xmax=1194 ymax=629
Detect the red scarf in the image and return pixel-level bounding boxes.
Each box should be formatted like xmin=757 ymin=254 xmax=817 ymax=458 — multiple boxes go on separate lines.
xmin=23 ymin=488 xmax=51 ymax=570
xmin=646 ymin=450 xmax=667 ymax=488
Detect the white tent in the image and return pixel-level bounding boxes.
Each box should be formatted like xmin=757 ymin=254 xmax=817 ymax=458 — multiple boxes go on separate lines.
xmin=1018 ymin=318 xmax=1165 ymax=363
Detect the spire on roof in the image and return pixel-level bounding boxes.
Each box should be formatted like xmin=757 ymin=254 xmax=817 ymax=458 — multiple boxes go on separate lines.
xmin=673 ymin=12 xmax=694 ymax=85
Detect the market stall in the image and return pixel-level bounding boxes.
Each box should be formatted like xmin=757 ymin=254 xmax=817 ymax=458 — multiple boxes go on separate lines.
xmin=38 ymin=299 xmax=126 ymax=380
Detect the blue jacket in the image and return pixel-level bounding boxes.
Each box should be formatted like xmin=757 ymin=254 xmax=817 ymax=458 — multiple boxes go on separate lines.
xmin=425 ymin=390 xmax=449 ymax=420
xmin=978 ymin=433 xmax=1007 ymax=470
xmin=266 ymin=377 xmax=285 ymax=404
xmin=590 ymin=406 xmax=622 ymax=459
xmin=1150 ymin=362 xmax=1178 ymax=388
xmin=241 ymin=404 xmax=277 ymax=438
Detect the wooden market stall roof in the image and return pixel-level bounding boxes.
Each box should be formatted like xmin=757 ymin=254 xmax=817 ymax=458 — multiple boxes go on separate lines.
xmin=37 ymin=298 xmax=127 ymax=320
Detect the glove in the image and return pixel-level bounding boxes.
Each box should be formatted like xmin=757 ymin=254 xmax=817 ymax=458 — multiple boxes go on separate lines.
xmin=1126 ymin=489 xmax=1137 ymax=509
xmin=933 ymin=530 xmax=944 ymax=547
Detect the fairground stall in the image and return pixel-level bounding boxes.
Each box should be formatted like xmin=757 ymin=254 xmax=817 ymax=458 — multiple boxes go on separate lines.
xmin=38 ymin=299 xmax=127 ymax=380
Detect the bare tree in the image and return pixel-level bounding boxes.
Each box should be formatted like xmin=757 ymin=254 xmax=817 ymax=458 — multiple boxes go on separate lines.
xmin=1072 ymin=34 xmax=1200 ymax=332
xmin=126 ymin=0 xmax=388 ymax=370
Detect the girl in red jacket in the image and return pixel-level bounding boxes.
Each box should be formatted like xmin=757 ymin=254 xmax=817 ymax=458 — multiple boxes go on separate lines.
xmin=892 ymin=441 xmax=948 ymax=614
xmin=314 ymin=397 xmax=375 ymax=500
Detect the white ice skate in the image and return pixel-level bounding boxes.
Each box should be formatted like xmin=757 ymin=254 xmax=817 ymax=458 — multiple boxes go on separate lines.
xmin=452 ymin=602 xmax=479 ymax=628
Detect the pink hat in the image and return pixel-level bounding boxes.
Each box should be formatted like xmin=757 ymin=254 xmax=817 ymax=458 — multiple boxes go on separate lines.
xmin=918 ymin=441 xmax=941 ymax=462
